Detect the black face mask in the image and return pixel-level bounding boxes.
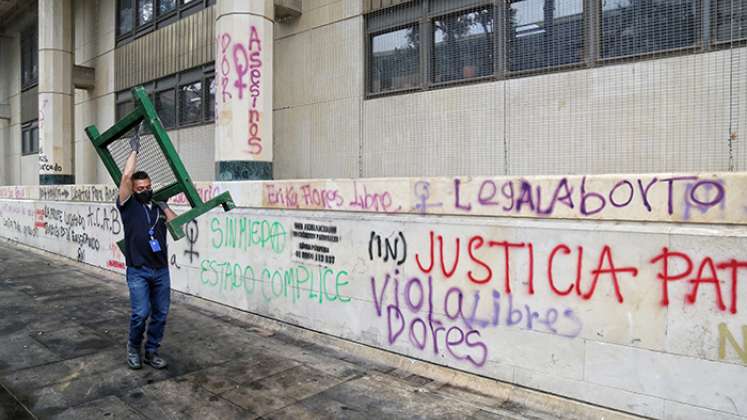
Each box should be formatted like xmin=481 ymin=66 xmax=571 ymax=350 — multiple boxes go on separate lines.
xmin=134 ymin=190 xmax=153 ymax=204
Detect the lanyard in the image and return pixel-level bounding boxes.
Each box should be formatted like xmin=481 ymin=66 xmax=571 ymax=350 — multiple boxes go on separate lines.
xmin=142 ymin=204 xmax=159 ymax=237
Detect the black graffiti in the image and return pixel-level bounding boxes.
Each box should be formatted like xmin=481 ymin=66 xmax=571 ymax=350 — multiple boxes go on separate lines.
xmin=170 ymin=254 xmax=181 ymax=270
xmin=86 ymin=206 xmax=122 ymax=235
xmin=369 ymin=231 xmax=407 ymax=266
xmin=184 ymin=220 xmax=199 ymax=263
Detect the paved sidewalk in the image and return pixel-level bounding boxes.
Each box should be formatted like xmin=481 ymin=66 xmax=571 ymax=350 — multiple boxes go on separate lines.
xmin=0 ymin=240 xmax=609 ymax=420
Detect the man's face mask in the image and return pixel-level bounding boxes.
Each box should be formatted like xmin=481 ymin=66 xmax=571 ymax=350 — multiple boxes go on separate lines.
xmin=134 ymin=189 xmax=153 ymax=203
xmin=133 ymin=182 xmax=153 ymax=203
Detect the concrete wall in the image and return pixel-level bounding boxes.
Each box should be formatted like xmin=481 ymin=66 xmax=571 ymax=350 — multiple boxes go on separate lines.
xmin=73 ymin=0 xmax=116 ymax=185
xmin=2 ymin=172 xmax=746 ymax=420
xmin=273 ymin=0 xmax=364 ymax=179
xmin=271 ymin=1 xmax=747 ymax=179
xmin=1 ymin=27 xmax=22 ymax=186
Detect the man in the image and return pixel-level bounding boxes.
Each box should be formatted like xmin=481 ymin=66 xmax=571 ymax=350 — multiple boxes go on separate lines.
xmin=117 ymin=125 xmax=177 ymax=370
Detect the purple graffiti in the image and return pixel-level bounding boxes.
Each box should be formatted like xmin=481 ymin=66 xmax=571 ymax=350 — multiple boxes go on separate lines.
xmin=371 ymin=272 xmax=488 ymax=368
xmin=414 ymin=181 xmax=442 ymax=214
xmin=451 ymin=175 xmax=726 ymax=219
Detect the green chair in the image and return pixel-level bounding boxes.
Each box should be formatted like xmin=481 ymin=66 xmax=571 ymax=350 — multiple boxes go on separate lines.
xmin=85 ymin=86 xmax=234 ymax=252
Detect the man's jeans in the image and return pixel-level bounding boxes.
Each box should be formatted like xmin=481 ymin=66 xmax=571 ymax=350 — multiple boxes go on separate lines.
xmin=126 ymin=266 xmax=171 ymax=354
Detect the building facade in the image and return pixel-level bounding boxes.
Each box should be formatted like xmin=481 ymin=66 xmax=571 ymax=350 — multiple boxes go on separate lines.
xmin=0 ymin=0 xmax=746 ymax=186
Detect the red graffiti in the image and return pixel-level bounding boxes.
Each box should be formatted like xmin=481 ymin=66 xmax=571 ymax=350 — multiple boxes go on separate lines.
xmin=107 ymin=260 xmax=125 ymax=269
xmin=219 ymin=26 xmax=263 ymax=155
xmin=415 ymin=233 xmax=746 ymax=313
xmin=34 ymin=208 xmax=46 ymax=228
xmin=580 ymin=245 xmax=638 ymax=303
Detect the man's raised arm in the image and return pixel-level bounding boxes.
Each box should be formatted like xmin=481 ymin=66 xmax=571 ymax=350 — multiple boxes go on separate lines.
xmin=118 ymin=123 xmax=142 ymax=204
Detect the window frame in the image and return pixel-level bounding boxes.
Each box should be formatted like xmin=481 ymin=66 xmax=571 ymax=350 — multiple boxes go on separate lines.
xmin=116 ymin=0 xmax=214 ymax=45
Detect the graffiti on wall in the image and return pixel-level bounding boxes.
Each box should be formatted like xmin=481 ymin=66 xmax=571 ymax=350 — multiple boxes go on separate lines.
xmin=218 ymin=24 xmax=265 ymax=157
xmin=719 ymin=323 xmax=747 ymax=364
xmin=2 ymin=193 xmax=745 ymax=392
xmin=0 ymin=200 xmax=125 ymax=271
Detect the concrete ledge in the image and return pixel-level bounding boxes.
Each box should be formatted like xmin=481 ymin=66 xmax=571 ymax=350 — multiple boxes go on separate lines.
xmin=2 ymin=171 xmax=745 ymax=224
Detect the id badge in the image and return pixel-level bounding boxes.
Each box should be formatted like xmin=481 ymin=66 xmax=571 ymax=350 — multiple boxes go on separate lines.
xmin=149 ymin=238 xmax=162 ymax=253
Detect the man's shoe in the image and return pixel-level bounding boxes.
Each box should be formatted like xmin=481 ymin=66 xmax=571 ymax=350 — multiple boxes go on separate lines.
xmin=144 ymin=352 xmax=168 ymax=369
xmin=127 ymin=344 xmax=142 ymax=370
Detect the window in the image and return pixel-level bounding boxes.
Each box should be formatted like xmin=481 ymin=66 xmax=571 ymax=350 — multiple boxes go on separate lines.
xmin=601 ymin=0 xmax=697 ymax=59
xmin=155 ymin=77 xmax=177 ymax=128
xmin=370 ymin=25 xmax=421 ymax=94
xmin=714 ymin=0 xmax=747 ymax=42
xmin=179 ymin=77 xmax=203 ymax=125
xmin=362 ymin=0 xmax=740 ymax=97
xmin=20 ymin=25 xmax=38 ymax=89
xmin=159 ymin=0 xmax=177 ymax=15
xmin=433 ymin=6 xmax=494 ymax=83
xmin=116 ymin=65 xmax=214 ymax=130
xmin=116 ymin=90 xmax=135 ymax=121
xmin=206 ymin=75 xmax=216 ymax=121
xmin=138 ymin=0 xmax=155 ymax=26
xmin=21 ymin=120 xmax=39 ymax=155
xmin=118 ymin=0 xmax=135 ymax=35
xmin=508 ymin=0 xmax=584 ymax=72
xmin=117 ymin=0 xmax=215 ymax=43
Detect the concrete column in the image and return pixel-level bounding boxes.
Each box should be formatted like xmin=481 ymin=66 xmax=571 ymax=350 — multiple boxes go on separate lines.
xmin=38 ymin=0 xmax=74 ymax=185
xmin=0 ymin=35 xmax=11 ymax=185
xmin=214 ymin=0 xmax=274 ymax=180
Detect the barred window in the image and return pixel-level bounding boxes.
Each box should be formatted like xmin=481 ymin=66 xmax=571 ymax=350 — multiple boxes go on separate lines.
xmin=601 ymin=0 xmax=697 ymax=59
xmin=370 ymin=25 xmax=421 ymax=94
xmin=714 ymin=0 xmax=747 ymax=42
xmin=433 ymin=6 xmax=494 ymax=83
xmin=508 ymin=0 xmax=584 ymax=72
xmin=364 ymin=0 xmax=744 ymax=97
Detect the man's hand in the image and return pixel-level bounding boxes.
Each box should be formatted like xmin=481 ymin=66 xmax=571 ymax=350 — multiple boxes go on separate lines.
xmin=129 ymin=122 xmax=143 ymax=154
xmin=118 ymin=122 xmax=144 ymax=205
xmin=155 ymin=201 xmax=177 ymax=222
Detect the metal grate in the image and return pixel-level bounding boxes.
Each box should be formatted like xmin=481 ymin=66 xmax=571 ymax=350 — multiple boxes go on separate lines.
xmin=107 ymin=133 xmax=177 ymax=192
xmin=509 ymin=0 xmax=584 ymax=72
xmin=362 ymin=0 xmax=747 ymax=176
xmin=601 ymin=0 xmax=697 ymax=59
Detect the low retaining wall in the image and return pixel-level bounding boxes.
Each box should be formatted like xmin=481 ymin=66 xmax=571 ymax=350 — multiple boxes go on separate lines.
xmin=1 ymin=172 xmax=746 ymax=419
